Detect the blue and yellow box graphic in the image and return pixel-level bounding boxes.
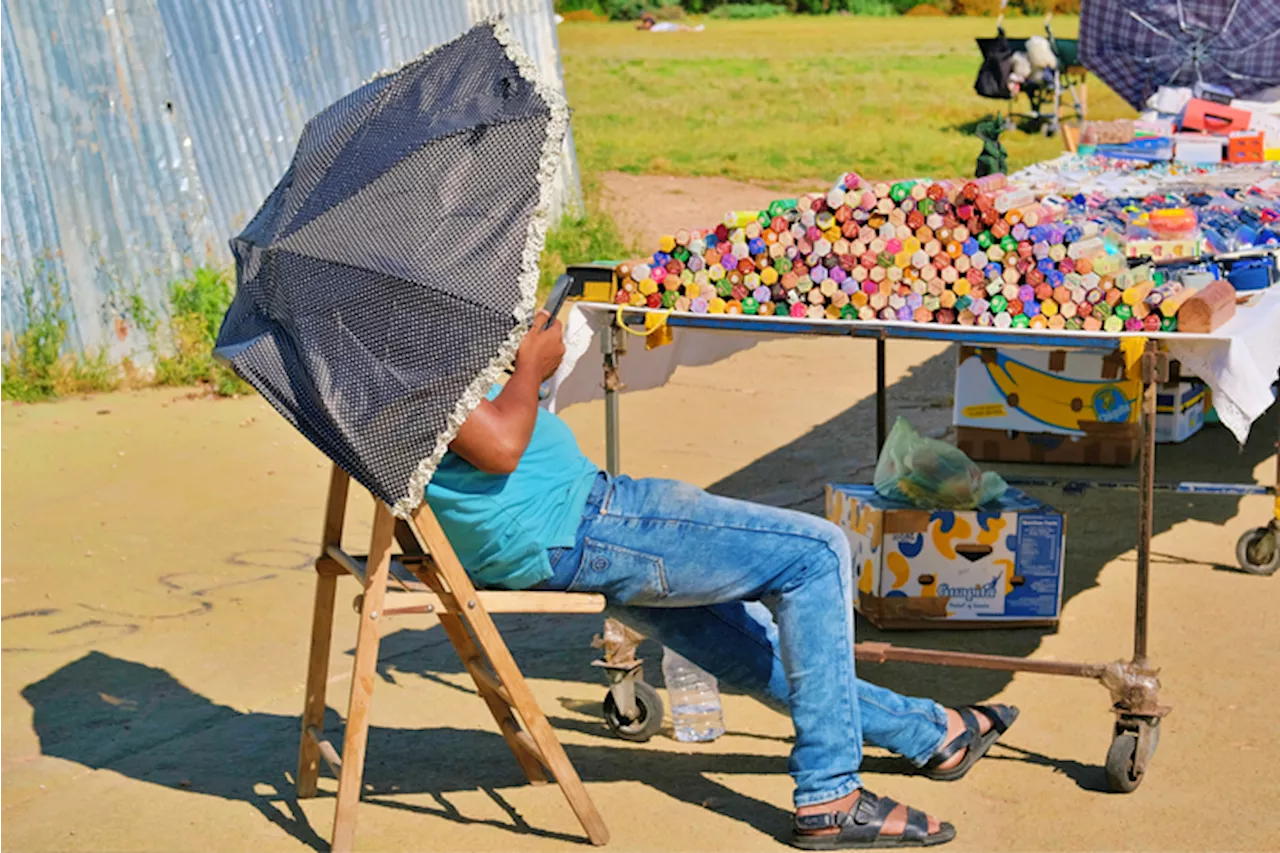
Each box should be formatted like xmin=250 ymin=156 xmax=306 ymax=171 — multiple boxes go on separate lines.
xmin=953 ymin=346 xmax=1140 ymax=437
xmin=826 ymin=484 xmax=1066 ymax=629
xmin=1155 ymin=380 xmax=1207 ymax=444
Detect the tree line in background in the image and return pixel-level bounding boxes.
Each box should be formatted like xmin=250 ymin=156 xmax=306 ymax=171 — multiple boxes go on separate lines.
xmin=557 ymin=0 xmax=1080 ymax=19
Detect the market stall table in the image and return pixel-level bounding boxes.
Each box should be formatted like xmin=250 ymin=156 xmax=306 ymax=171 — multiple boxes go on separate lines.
xmin=546 ymin=283 xmax=1280 ymax=793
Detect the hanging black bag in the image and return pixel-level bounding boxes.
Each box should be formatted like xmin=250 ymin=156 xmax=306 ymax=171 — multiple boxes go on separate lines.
xmin=974 ymin=27 xmax=1015 ymax=100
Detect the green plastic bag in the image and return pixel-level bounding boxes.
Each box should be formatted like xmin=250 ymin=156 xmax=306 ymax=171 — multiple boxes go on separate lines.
xmin=874 ymin=418 xmax=1008 ymax=510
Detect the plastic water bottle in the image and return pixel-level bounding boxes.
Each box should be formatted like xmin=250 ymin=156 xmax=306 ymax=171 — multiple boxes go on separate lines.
xmin=661 ymin=647 xmax=726 ymax=742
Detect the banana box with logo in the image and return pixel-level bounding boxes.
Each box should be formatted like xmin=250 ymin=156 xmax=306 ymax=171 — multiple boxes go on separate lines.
xmin=953 ymin=345 xmax=1143 ymax=466
xmin=826 ymin=483 xmax=1066 ymax=629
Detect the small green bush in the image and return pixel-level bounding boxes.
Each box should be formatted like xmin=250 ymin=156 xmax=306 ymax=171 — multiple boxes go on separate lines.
xmin=2 ymin=257 xmax=120 ymax=402
xmin=838 ymin=0 xmax=897 ymax=15
xmin=710 ymin=3 xmax=786 ymax=18
xmin=539 ymin=193 xmax=635 ymax=299
xmin=596 ymin=0 xmax=650 ymax=19
xmin=153 ymin=266 xmax=252 ymax=396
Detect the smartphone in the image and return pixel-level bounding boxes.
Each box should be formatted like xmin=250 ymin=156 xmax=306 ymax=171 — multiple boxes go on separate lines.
xmin=540 ymin=274 xmax=574 ymax=328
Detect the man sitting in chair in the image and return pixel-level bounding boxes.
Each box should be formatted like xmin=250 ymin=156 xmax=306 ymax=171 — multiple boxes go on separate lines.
xmin=428 ymin=311 xmax=1018 ymax=850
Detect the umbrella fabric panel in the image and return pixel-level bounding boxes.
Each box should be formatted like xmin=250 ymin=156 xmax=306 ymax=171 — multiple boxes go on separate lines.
xmin=223 ymin=250 xmax=516 ymax=508
xmin=282 ymin=27 xmax=547 ymax=242
xmin=1080 ymin=0 xmax=1280 ymax=109
xmin=276 ymin=118 xmax=547 ymax=312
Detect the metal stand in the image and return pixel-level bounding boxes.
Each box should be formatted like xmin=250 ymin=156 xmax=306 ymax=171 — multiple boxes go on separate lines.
xmin=603 ymin=323 xmax=624 ymax=476
xmin=876 ymin=336 xmax=887 ymax=454
xmin=857 ymin=338 xmax=1168 ymax=792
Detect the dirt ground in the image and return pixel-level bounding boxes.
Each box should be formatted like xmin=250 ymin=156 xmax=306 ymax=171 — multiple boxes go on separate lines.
xmin=3 ymin=175 xmax=1279 ymax=853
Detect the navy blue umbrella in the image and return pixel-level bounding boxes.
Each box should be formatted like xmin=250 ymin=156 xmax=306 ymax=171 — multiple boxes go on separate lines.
xmin=214 ymin=20 xmax=567 ymax=515
xmin=1080 ymin=0 xmax=1280 ymax=109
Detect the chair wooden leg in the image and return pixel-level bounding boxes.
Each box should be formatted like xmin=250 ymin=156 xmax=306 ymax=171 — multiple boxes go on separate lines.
xmin=330 ymin=504 xmax=396 ymax=853
xmin=297 ymin=572 xmax=339 ymax=797
xmin=410 ymin=506 xmax=610 ymax=846
xmin=391 ymin=522 xmax=549 ymax=787
xmin=298 ymin=465 xmax=350 ymax=798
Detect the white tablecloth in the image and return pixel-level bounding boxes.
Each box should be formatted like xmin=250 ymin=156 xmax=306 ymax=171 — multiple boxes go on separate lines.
xmin=545 ymin=288 xmax=1280 ymax=445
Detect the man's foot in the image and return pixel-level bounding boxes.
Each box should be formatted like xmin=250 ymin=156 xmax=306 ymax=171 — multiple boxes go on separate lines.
xmin=922 ymin=704 xmax=1019 ymax=782
xmin=931 ymin=708 xmax=993 ymax=771
xmin=792 ymin=789 xmax=955 ymax=849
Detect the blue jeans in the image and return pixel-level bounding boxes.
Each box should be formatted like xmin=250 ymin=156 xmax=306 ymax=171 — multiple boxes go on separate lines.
xmin=537 ymin=473 xmax=948 ymax=807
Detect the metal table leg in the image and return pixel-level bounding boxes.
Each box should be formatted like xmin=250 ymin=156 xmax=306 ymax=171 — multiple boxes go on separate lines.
xmin=602 ymin=323 xmax=622 ymax=476
xmin=876 ymin=336 xmax=887 ymax=454
xmin=1133 ymin=345 xmax=1158 ymax=665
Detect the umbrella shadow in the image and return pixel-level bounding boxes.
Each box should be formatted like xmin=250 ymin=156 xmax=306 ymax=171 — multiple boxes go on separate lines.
xmin=20 ymin=652 xmax=803 ymax=849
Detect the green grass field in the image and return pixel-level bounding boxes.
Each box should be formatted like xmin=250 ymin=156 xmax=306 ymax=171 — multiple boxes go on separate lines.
xmin=558 ymin=16 xmax=1134 ymax=185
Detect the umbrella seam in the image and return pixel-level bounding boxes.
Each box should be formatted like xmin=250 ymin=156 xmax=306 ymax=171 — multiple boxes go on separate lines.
xmin=394 ymin=15 xmax=570 ymax=518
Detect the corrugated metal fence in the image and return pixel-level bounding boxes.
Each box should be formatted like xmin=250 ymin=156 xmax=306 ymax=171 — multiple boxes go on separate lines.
xmin=1 ymin=0 xmax=581 ymax=361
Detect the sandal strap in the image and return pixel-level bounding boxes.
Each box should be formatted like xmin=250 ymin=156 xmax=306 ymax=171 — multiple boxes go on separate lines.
xmin=795 ymin=812 xmax=839 ymax=832
xmin=902 ymin=806 xmax=931 ymax=843
xmin=972 ymin=703 xmax=1015 ymax=734
xmin=853 ymin=790 xmax=896 ymax=827
xmin=925 ymin=708 xmax=979 ymax=768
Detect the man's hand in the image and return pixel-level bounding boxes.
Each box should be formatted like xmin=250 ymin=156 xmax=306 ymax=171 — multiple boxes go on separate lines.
xmin=516 ymin=311 xmax=565 ymax=382
xmin=446 ymin=311 xmax=565 ymax=475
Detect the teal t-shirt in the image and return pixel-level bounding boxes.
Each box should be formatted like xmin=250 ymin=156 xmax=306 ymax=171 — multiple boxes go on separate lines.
xmin=425 ymin=385 xmax=599 ymax=590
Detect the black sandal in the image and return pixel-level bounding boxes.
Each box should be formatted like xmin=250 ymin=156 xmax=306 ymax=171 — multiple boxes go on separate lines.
xmin=922 ymin=704 xmax=1019 ymax=782
xmin=791 ymin=789 xmax=956 ymax=849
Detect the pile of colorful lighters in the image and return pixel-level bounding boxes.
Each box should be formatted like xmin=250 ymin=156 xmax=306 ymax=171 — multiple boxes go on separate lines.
xmin=608 ymin=171 xmax=1270 ymax=332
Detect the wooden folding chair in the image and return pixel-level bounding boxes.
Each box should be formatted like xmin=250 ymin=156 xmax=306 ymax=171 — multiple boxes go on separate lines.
xmin=297 ymin=464 xmax=611 ymax=851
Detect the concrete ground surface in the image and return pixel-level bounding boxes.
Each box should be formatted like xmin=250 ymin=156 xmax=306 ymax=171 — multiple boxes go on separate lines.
xmin=4 ymin=176 xmax=1279 ymax=852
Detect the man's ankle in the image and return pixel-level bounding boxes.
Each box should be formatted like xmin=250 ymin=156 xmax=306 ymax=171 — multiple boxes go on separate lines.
xmin=796 ymin=789 xmax=861 ymax=816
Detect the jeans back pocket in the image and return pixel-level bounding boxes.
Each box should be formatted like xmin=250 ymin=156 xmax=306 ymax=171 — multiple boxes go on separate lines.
xmin=567 ymin=538 xmax=669 ymax=606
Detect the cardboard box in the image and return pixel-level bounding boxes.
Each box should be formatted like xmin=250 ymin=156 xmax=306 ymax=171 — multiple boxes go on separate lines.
xmin=1174 ymin=134 xmax=1225 ymax=164
xmin=953 ymin=346 xmax=1140 ymax=437
xmin=826 ymin=484 xmax=1065 ymax=629
xmin=1156 ymin=380 xmax=1207 ymax=443
xmin=1182 ymin=99 xmax=1252 ymax=134
xmin=1228 ymin=131 xmax=1265 ymax=164
xmin=956 ymin=423 xmax=1140 ymax=466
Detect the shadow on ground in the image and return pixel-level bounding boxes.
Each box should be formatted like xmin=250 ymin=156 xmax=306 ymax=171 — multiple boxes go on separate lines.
xmin=22 ymin=652 xmax=795 ymax=850
xmin=19 ymin=348 xmax=1278 ymax=846
xmin=705 ymin=347 xmax=1278 ymax=707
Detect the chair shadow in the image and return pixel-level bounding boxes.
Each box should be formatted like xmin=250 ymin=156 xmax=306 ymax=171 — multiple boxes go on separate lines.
xmin=21 ymin=652 xmax=801 ymax=849
xmin=23 ymin=649 xmax=1125 ymax=853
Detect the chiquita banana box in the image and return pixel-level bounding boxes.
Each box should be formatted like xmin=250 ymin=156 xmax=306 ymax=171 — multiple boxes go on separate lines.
xmin=953 ymin=345 xmax=1140 ymax=436
xmin=826 ymin=484 xmax=1065 ymax=629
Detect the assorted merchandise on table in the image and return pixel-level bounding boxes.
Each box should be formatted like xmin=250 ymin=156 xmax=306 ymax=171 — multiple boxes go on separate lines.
xmin=1076 ymin=87 xmax=1280 ymax=166
xmin=601 ymin=168 xmax=1276 ymax=334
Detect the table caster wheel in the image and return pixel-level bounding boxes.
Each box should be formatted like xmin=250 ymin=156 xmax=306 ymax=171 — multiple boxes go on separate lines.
xmin=604 ymin=680 xmax=663 ymax=742
xmin=1106 ymin=719 xmax=1159 ymax=793
xmin=1236 ymin=526 xmax=1279 ymax=575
